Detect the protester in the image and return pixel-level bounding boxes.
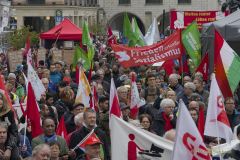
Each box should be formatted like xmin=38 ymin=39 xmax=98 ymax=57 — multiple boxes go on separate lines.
xmin=0 ymin=122 xmax=20 ymax=160
xmin=69 ymin=109 xmax=110 ymax=160
xmin=225 ymin=97 xmax=240 ymax=130
xmin=32 ymin=117 xmax=69 ymax=159
xmin=139 ymin=114 xmax=154 ymax=133
xmin=152 ymin=98 xmax=176 ymax=136
xmin=32 ymin=144 xmax=51 ymax=160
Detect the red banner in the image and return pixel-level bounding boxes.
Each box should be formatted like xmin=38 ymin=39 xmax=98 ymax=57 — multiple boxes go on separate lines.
xmin=170 ymin=10 xmax=228 ymax=29
xmin=111 ymin=30 xmax=182 ymax=68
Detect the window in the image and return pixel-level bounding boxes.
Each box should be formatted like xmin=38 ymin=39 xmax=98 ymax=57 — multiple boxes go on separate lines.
xmin=178 ymin=0 xmax=191 ymax=4
xmin=119 ymin=0 xmax=131 ymax=5
xmin=28 ymin=0 xmax=45 ymax=4
xmin=145 ymin=0 xmax=162 ymax=4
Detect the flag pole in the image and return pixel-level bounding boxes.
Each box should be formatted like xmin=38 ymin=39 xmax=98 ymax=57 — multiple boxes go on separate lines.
xmin=23 ymin=115 xmax=27 ymax=145
xmin=73 ymin=129 xmax=95 ymax=150
xmin=53 ymin=27 xmax=62 ymax=47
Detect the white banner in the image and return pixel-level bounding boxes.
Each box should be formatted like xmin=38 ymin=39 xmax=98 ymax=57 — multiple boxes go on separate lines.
xmin=27 ymin=63 xmax=45 ymax=101
xmin=110 ymin=115 xmax=173 ymax=160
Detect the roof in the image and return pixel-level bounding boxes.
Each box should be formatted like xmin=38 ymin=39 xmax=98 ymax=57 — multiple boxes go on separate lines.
xmin=202 ymin=10 xmax=240 ymax=41
xmin=40 ymin=18 xmax=82 ymax=40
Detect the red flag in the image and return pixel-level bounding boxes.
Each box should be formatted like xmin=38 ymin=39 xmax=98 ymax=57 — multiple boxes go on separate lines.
xmin=79 ymin=131 xmax=102 ymax=149
xmin=107 ymin=26 xmax=117 ymax=46
xmin=109 ymin=78 xmax=121 ymax=118
xmin=56 ymin=116 xmax=68 ymax=140
xmin=26 ymin=82 xmax=42 ymax=138
xmin=23 ymin=36 xmax=30 ymax=58
xmin=197 ymin=106 xmax=205 ymax=140
xmin=214 ymin=30 xmax=233 ymax=98
xmin=130 ymin=74 xmax=140 ymax=119
xmin=196 ymin=53 xmax=209 ymax=81
xmin=160 ymin=60 xmax=175 ymax=76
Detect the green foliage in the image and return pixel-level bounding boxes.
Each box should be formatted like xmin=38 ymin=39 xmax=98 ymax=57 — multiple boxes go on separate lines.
xmin=8 ymin=26 xmax=39 ymax=50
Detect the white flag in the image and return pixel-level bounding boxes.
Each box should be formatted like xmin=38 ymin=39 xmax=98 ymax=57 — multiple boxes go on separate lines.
xmin=204 ymin=74 xmax=233 ymax=143
xmin=172 ymin=100 xmax=211 ymax=160
xmin=27 ymin=63 xmax=45 ymax=101
xmin=110 ymin=115 xmax=173 ymax=160
xmin=144 ymin=17 xmax=160 ymax=46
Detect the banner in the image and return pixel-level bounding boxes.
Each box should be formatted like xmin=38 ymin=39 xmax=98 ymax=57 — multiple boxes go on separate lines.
xmin=110 ymin=115 xmax=173 ymax=160
xmin=111 ymin=30 xmax=182 ymax=68
xmin=182 ymin=21 xmax=201 ymax=67
xmin=170 ymin=10 xmax=227 ymax=29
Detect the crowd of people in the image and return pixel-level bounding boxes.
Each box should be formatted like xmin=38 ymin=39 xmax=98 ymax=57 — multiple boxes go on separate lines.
xmin=0 ymin=34 xmax=240 ymax=160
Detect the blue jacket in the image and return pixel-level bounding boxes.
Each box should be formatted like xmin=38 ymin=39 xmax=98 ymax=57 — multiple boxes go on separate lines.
xmin=19 ymin=134 xmax=32 ymax=158
xmin=50 ymin=71 xmax=62 ymax=85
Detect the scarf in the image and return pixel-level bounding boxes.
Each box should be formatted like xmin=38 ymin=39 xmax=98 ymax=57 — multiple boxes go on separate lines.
xmin=43 ymin=134 xmax=57 ymax=143
xmin=162 ymin=112 xmax=173 ymax=132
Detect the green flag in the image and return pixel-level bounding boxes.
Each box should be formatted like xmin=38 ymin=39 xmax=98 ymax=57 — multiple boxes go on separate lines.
xmin=132 ymin=17 xmax=145 ymax=46
xmin=73 ymin=45 xmax=91 ymax=70
xmin=123 ymin=13 xmax=138 ymax=46
xmin=182 ymin=21 xmax=201 ymax=68
xmin=82 ymin=21 xmax=94 ymax=65
xmin=82 ymin=21 xmax=92 ymax=46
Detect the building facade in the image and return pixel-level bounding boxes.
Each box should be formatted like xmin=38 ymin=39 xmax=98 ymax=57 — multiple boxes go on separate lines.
xmin=11 ymin=0 xmax=103 ymax=32
xmin=11 ymin=0 xmax=221 ymax=33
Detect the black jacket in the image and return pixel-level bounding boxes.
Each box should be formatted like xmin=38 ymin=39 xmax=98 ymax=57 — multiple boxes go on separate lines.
xmin=152 ymin=111 xmax=176 ymax=136
xmin=0 ymin=110 xmax=18 ymax=150
xmin=69 ymin=126 xmax=110 ymax=160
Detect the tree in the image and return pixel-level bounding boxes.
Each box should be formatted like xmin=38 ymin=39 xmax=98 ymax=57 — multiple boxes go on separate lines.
xmin=8 ymin=26 xmax=39 ymax=50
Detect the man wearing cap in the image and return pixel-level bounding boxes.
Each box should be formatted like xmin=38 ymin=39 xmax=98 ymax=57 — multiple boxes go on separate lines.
xmin=79 ymin=134 xmax=103 ymax=160
xmin=69 ymin=109 xmax=110 ymax=160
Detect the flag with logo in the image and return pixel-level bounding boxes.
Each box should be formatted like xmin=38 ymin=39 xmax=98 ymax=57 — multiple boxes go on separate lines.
xmin=110 ymin=115 xmax=173 ymax=160
xmin=204 ymin=74 xmax=233 ymax=143
xmin=214 ymin=30 xmax=240 ymax=98
xmin=27 ymin=63 xmax=45 ymax=101
xmin=109 ymin=78 xmax=121 ymax=118
xmin=130 ymin=74 xmax=143 ymax=119
xmin=182 ymin=21 xmax=201 ymax=68
xmin=56 ymin=116 xmax=68 ymax=140
xmin=75 ymin=67 xmax=91 ymax=108
xmin=172 ymin=100 xmax=211 ymax=160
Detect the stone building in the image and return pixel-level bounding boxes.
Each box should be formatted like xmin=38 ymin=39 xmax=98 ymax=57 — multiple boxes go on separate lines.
xmin=11 ymin=0 xmax=221 ymax=33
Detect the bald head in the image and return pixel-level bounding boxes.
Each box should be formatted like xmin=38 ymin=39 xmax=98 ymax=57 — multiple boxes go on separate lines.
xmin=189 ymin=101 xmax=200 ymax=111
xmin=164 ymin=129 xmax=176 ymax=142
